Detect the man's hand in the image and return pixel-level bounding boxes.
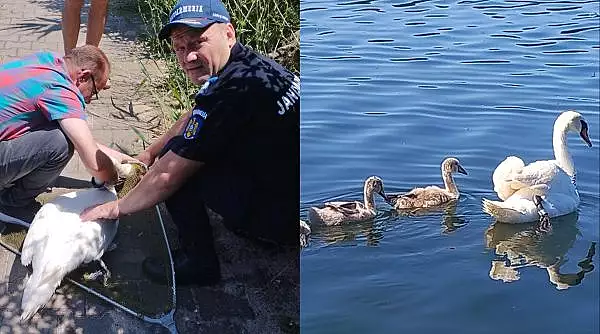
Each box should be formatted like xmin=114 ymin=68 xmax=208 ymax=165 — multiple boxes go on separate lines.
xmin=80 ymin=200 xmax=120 ymax=222
xmin=135 ymin=150 xmax=156 ymax=168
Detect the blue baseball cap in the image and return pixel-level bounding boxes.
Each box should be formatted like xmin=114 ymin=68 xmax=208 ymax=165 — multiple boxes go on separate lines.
xmin=158 ymin=0 xmax=231 ymax=40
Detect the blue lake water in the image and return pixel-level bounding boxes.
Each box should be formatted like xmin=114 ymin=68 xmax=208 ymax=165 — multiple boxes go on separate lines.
xmin=299 ymin=0 xmax=599 ymax=333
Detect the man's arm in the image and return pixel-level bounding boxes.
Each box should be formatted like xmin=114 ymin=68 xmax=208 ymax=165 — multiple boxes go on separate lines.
xmin=119 ymin=150 xmax=202 ymax=214
xmin=79 ymin=150 xmax=202 ymax=221
xmin=137 ymin=111 xmax=192 ymax=167
xmin=58 ymin=118 xmax=118 ymax=184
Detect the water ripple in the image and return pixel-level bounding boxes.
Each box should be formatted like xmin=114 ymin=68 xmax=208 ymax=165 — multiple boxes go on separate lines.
xmin=548 ymin=22 xmax=578 ymax=27
xmin=521 ymin=11 xmax=551 ymax=15
xmin=561 ymin=26 xmax=600 ymax=34
xmin=413 ymin=32 xmax=441 ymax=37
xmin=546 ymin=6 xmax=582 ymax=11
xmin=318 ymin=55 xmax=362 ymax=60
xmin=337 ymin=0 xmax=376 ymax=5
xmin=392 ymin=0 xmax=432 ymax=9
xmin=544 ymin=63 xmax=581 ymax=67
xmin=491 ymin=34 xmax=521 ymax=39
xmin=347 ymin=77 xmax=372 ymax=81
xmin=353 ymin=7 xmax=385 ymax=13
xmin=301 ymin=6 xmax=328 ymax=12
xmin=368 ymin=39 xmax=395 ymax=43
xmin=330 ymin=14 xmax=362 ymax=19
xmin=516 ymin=41 xmax=557 ymax=47
xmin=473 ymin=3 xmax=535 ymax=10
xmin=542 ymin=50 xmax=588 ymax=54
xmin=542 ymin=36 xmax=586 ymax=41
xmin=460 ymin=60 xmax=511 ymax=64
xmin=424 ymin=14 xmax=448 ymax=18
xmin=390 ymin=57 xmax=429 ymax=62
xmin=405 ymin=8 xmax=430 ymax=13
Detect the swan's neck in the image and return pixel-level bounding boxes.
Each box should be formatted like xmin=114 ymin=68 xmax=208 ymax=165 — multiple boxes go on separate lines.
xmin=442 ymin=171 xmax=459 ymax=196
xmin=553 ymin=126 xmax=575 ymax=177
xmin=364 ymin=187 xmax=376 ymax=210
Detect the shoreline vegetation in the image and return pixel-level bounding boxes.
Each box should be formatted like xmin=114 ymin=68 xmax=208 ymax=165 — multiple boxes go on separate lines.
xmin=136 ymin=0 xmax=299 ymax=126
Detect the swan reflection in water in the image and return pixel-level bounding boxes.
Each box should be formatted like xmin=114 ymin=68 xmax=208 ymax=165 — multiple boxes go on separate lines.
xmin=310 ymin=217 xmax=385 ymax=247
xmin=392 ymin=200 xmax=469 ymax=235
xmin=485 ymin=212 xmax=596 ymax=290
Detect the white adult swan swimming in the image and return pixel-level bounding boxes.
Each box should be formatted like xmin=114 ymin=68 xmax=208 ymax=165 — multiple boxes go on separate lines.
xmin=19 ymin=158 xmax=146 ymax=321
xmin=482 ymin=110 xmax=592 ymax=224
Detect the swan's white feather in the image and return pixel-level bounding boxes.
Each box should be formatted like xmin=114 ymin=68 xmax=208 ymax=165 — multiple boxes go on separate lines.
xmin=493 ymin=156 xmax=525 ymax=200
xmin=20 ymin=187 xmax=119 ymax=321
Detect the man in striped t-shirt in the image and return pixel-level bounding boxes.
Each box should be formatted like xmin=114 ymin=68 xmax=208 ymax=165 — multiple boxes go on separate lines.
xmin=0 ymin=45 xmax=132 ymax=221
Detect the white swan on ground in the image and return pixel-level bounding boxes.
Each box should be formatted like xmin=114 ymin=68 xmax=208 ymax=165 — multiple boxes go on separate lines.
xmin=482 ymin=110 xmax=592 ymax=224
xmin=19 ymin=158 xmax=146 ymax=321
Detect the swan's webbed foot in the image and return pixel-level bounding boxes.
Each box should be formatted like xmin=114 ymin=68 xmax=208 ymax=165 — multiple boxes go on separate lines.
xmin=83 ymin=259 xmax=112 ymax=286
xmin=533 ymin=195 xmax=551 ymax=233
xmin=577 ymin=242 xmax=596 ymax=273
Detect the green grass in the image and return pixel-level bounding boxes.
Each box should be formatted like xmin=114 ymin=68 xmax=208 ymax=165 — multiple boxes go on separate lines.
xmin=136 ymin=0 xmax=299 ymax=124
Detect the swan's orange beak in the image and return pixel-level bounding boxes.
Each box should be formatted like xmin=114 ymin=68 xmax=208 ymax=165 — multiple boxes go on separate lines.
xmin=580 ymin=121 xmax=592 ymax=147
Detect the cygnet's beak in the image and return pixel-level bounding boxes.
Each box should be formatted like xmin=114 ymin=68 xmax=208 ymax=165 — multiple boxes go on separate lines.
xmin=378 ymin=189 xmax=387 ymax=201
xmin=580 ymin=121 xmax=592 ymax=147
xmin=457 ymin=165 xmax=468 ymax=175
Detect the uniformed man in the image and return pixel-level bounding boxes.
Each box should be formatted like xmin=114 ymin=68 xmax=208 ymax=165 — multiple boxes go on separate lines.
xmin=80 ymin=0 xmax=299 ymax=286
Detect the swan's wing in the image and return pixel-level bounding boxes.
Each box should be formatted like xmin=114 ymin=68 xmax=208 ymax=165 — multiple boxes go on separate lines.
xmin=21 ymin=204 xmax=59 ymax=267
xmin=387 ymin=187 xmax=426 ymax=201
xmin=493 ymin=156 xmax=525 ymax=200
xmin=22 ymin=188 xmax=117 ymax=267
xmin=511 ymin=160 xmax=560 ymax=188
xmin=386 ymin=192 xmax=410 ymax=202
xmin=390 ymin=186 xmax=454 ymax=208
xmin=414 ymin=186 xmax=456 ymax=207
xmin=323 ymin=201 xmax=363 ymax=215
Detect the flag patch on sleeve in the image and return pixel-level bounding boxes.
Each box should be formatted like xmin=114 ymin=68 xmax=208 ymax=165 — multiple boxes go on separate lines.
xmin=183 ymin=107 xmax=208 ymax=140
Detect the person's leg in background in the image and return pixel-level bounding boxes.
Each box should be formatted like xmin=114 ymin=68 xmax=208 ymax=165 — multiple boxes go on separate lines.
xmin=86 ymin=0 xmax=109 ymax=47
xmin=0 ymin=127 xmax=74 ymax=221
xmin=62 ymin=0 xmax=109 ymax=54
xmin=62 ymin=0 xmax=84 ymax=54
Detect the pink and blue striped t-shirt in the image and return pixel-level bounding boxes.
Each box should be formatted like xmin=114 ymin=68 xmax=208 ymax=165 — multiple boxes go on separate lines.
xmin=0 ymin=51 xmax=86 ymax=141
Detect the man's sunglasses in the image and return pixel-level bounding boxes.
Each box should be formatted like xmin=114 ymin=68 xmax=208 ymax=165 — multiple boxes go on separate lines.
xmin=90 ymin=74 xmax=99 ymax=101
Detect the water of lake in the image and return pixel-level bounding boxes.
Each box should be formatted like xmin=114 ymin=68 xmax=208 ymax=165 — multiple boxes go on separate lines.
xmin=299 ymin=0 xmax=599 ymax=333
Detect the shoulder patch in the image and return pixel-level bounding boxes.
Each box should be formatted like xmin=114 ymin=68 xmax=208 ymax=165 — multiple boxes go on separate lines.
xmin=183 ymin=107 xmax=208 ymax=140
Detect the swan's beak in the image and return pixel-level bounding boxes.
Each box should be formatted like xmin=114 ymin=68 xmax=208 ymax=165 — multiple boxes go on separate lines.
xmin=378 ymin=189 xmax=387 ymax=200
xmin=580 ymin=122 xmax=592 ymax=147
xmin=457 ymin=165 xmax=468 ymax=175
